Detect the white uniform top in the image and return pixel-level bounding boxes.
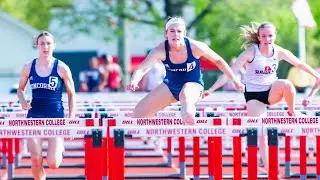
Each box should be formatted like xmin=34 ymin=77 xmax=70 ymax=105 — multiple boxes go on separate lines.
xmin=242 ymin=44 xmax=280 ymax=92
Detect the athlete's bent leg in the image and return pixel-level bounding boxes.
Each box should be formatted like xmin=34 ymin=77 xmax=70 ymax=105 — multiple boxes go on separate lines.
xmin=179 ymin=82 xmax=203 ymax=125
xmin=47 ymin=137 xmax=64 ymax=169
xmin=133 ymin=83 xmax=177 ymax=118
xmin=27 ymin=138 xmax=45 ymax=180
xmin=268 ymin=79 xmax=296 ymax=114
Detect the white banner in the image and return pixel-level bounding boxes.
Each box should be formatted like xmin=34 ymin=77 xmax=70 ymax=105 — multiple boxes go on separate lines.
xmin=0 ymin=118 xmax=100 ymax=127
xmin=110 ymin=126 xmax=260 ymax=138
xmin=263 ymin=125 xmax=320 ymax=136
xmin=0 ymin=126 xmax=106 ymax=138
xmin=113 ymin=117 xmax=226 ymax=126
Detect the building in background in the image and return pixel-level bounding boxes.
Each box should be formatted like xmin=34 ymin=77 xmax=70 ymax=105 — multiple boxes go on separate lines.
xmin=0 ymin=11 xmax=39 ymax=94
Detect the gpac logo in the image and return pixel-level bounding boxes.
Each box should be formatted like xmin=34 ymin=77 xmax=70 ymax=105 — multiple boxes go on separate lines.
xmin=255 ymin=64 xmax=277 ymax=74
xmin=265 ymin=66 xmax=272 ymax=72
xmin=187 ymin=61 xmax=196 ymax=72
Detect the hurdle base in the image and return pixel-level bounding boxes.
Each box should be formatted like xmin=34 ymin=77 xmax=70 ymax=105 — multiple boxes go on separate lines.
xmin=14 ymin=154 xmax=20 ymax=167
xmin=193 ymin=176 xmax=200 ymax=180
xmin=179 ymin=162 xmax=186 ymax=178
xmin=290 ymin=173 xmax=316 ymax=179
xmin=2 ymin=154 xmax=7 ymax=168
xmin=8 ymin=164 xmax=14 ymax=180
xmin=300 ymin=175 xmax=307 ymax=180
xmin=285 ymin=161 xmax=290 ymax=178
xmin=167 ymin=153 xmax=172 ymax=167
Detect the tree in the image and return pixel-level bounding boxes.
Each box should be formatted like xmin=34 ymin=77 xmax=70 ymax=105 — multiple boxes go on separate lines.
xmin=51 ymin=0 xmax=216 ymax=39
xmin=0 ymin=0 xmax=72 ymax=30
xmin=194 ymin=0 xmax=320 ymax=79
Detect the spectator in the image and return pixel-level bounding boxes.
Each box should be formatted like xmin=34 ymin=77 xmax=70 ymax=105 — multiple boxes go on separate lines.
xmin=101 ymin=54 xmax=123 ymax=92
xmin=79 ymin=57 xmax=106 ymax=92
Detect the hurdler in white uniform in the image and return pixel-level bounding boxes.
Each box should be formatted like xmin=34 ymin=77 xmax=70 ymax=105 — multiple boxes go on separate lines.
xmin=242 ymin=44 xmax=280 ymax=104
xmin=206 ymin=22 xmax=320 ymax=176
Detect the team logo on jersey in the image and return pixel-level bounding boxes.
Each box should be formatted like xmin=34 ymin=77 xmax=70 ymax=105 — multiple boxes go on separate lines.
xmin=49 ymin=76 xmax=58 ymax=88
xmin=187 ymin=61 xmax=196 ymax=72
xmin=164 ymin=64 xmax=170 ymax=68
xmin=255 ymin=64 xmax=277 ymax=74
xmin=29 ymin=76 xmax=33 ymax=81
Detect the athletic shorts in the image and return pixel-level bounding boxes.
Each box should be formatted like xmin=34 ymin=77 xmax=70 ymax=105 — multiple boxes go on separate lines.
xmin=244 ymin=88 xmax=270 ymax=105
xmin=163 ymin=81 xmax=203 ymax=101
xmin=27 ymin=112 xmax=64 ymax=118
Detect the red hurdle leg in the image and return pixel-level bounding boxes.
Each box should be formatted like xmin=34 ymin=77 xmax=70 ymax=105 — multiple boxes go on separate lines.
xmin=208 ymin=136 xmax=214 ymax=180
xmin=113 ymin=129 xmax=125 ymax=180
xmin=167 ymin=137 xmax=173 ymax=167
xmin=179 ymin=137 xmax=186 ymax=178
xmin=316 ymin=136 xmax=320 ymax=179
xmin=300 ymin=136 xmax=307 ymax=179
xmin=247 ymin=128 xmax=258 ymax=180
xmin=213 ymin=118 xmax=222 ymax=180
xmin=8 ymin=138 xmax=14 ymax=179
xmin=284 ymin=136 xmax=291 ymax=177
xmin=14 ymin=138 xmax=20 ymax=167
xmin=268 ymin=128 xmax=279 ymax=180
xmin=108 ymin=119 xmax=116 ymax=180
xmin=85 ymin=119 xmax=94 ymax=179
xmin=233 ymin=118 xmax=242 ymax=180
xmin=193 ymin=137 xmax=200 ymax=179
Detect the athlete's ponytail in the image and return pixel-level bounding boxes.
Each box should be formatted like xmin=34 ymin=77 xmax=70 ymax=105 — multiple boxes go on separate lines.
xmin=240 ymin=22 xmax=276 ymax=49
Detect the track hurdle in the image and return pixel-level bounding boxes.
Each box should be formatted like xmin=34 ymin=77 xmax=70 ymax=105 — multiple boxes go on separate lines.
xmin=110 ymin=125 xmax=260 ymax=180
xmin=0 ymin=117 xmax=100 ymax=179
xmin=264 ymin=125 xmax=320 ymax=180
xmin=0 ymin=125 xmax=105 ymax=180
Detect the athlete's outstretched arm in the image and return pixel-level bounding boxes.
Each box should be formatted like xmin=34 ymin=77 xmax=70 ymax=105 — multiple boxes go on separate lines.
xmin=279 ymin=48 xmax=320 ymax=80
xmin=302 ymin=81 xmax=320 ymax=106
xmin=17 ymin=63 xmax=32 ymax=110
xmin=194 ymin=41 xmax=244 ymax=93
xmin=207 ymin=47 xmax=253 ymax=92
xmin=128 ymin=44 xmax=163 ymax=91
xmin=59 ymin=63 xmax=76 ymax=118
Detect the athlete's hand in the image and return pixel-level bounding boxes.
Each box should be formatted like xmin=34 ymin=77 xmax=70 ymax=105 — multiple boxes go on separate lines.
xmin=302 ymin=96 xmax=312 ymax=107
xmin=21 ymin=101 xmax=31 ymax=110
xmin=202 ymin=89 xmax=213 ymax=99
xmin=233 ymin=80 xmax=245 ymax=93
xmin=127 ymin=82 xmax=139 ymax=91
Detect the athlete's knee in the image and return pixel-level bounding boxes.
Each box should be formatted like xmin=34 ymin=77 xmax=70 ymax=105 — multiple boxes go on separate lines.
xmin=281 ymin=79 xmax=295 ymax=94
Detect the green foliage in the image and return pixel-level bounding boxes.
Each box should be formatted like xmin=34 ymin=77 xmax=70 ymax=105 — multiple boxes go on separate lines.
xmin=0 ymin=0 xmax=72 ymax=30
xmin=194 ymin=0 xmax=320 ymax=73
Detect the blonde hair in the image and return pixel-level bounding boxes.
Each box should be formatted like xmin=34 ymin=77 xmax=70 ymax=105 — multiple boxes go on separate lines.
xmin=240 ymin=22 xmax=276 ymax=49
xmin=164 ymin=16 xmax=187 ymax=34
xmin=33 ymin=31 xmax=56 ymax=47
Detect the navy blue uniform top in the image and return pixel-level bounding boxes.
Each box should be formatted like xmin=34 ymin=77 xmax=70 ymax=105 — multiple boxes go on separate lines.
xmin=86 ymin=68 xmax=101 ymax=92
xmin=27 ymin=59 xmax=64 ymax=117
xmin=162 ymin=37 xmax=204 ymax=100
